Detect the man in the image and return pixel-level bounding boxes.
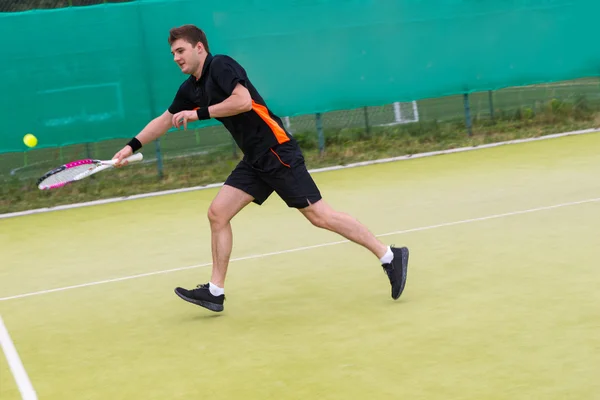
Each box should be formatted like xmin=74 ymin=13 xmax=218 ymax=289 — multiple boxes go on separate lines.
xmin=112 ymin=24 xmax=409 ymax=312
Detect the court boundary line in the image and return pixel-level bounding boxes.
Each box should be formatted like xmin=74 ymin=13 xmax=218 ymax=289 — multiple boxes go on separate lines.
xmin=1 ymin=196 xmax=598 ymax=303
xmin=0 ymin=316 xmax=38 ymax=400
xmin=1 ymin=127 xmax=599 ymax=220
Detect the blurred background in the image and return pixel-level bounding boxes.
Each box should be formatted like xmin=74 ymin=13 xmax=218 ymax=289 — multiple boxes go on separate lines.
xmin=1 ymin=0 xmax=600 ymax=213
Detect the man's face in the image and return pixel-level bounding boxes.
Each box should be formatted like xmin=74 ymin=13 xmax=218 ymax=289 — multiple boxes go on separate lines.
xmin=170 ymin=39 xmax=202 ymax=74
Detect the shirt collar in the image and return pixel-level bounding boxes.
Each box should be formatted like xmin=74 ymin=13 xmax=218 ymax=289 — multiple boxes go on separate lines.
xmin=195 ymin=52 xmax=213 ymax=82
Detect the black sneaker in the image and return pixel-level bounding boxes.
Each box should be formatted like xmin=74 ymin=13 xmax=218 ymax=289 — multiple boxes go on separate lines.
xmin=382 ymin=246 xmax=409 ymax=300
xmin=174 ymin=283 xmax=225 ymax=312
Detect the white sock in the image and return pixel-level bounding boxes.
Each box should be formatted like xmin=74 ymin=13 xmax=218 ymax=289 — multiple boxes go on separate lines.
xmin=209 ymin=282 xmax=224 ymax=296
xmin=379 ymin=246 xmax=394 ymax=264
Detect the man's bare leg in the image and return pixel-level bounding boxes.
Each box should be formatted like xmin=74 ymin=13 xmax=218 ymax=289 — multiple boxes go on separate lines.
xmin=207 ymin=185 xmax=254 ymax=287
xmin=299 ymin=199 xmax=409 ymax=299
xmin=174 ymin=185 xmax=254 ymax=311
xmin=299 ymin=199 xmax=387 ymax=257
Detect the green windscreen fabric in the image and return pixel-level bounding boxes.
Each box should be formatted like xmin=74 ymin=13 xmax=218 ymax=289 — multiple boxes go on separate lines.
xmin=1 ymin=0 xmax=598 ymax=153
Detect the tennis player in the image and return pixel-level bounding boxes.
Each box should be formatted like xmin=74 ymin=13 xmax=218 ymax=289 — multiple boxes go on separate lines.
xmin=112 ymin=25 xmax=409 ymax=312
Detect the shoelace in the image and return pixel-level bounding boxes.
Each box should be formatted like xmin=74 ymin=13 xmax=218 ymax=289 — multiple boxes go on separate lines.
xmin=194 ymin=283 xmax=225 ymax=299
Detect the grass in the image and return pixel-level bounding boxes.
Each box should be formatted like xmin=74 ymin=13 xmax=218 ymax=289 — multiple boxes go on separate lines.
xmin=1 ymin=93 xmax=599 ymax=214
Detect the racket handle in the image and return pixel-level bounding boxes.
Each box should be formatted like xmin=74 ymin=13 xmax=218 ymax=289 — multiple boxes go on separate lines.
xmin=108 ymin=152 xmax=144 ymax=166
xmin=126 ymin=153 xmax=144 ymax=163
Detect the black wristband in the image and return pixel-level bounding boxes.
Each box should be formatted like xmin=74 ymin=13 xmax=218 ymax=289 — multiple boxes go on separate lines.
xmin=126 ymin=137 xmax=142 ymax=153
xmin=196 ymin=107 xmax=211 ymax=121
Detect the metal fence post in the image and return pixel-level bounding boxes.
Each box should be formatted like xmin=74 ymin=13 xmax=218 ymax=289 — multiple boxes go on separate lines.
xmin=363 ymin=106 xmax=370 ymax=136
xmin=488 ymin=90 xmax=495 ymax=122
xmin=463 ymin=93 xmax=473 ymax=136
xmin=316 ymin=113 xmax=324 ymax=154
xmin=154 ymin=139 xmax=164 ymax=178
xmin=231 ymin=136 xmax=238 ymax=157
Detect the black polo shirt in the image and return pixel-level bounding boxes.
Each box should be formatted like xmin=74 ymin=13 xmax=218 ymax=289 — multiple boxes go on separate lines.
xmin=168 ymin=53 xmax=292 ymax=163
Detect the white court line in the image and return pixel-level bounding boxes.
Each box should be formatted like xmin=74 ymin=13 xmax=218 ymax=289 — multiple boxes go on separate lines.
xmin=2 ymin=127 xmax=599 ymax=220
xmin=1 ymin=196 xmax=599 ymax=303
xmin=0 ymin=316 xmax=38 ymax=400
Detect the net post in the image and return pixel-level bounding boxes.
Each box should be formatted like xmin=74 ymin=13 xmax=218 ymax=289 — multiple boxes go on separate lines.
xmin=315 ymin=113 xmax=324 ymax=155
xmin=463 ymin=93 xmax=473 ymax=136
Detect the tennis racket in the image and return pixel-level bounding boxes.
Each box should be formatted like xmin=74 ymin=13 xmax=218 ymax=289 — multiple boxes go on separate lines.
xmin=37 ymin=153 xmax=144 ymax=190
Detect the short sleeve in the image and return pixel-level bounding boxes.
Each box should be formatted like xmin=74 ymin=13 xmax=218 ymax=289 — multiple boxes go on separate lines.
xmin=168 ymin=82 xmax=196 ymax=114
xmin=211 ymin=56 xmax=247 ymax=96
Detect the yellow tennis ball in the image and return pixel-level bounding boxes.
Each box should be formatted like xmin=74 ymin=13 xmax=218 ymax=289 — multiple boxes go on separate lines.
xmin=23 ymin=133 xmax=37 ymax=148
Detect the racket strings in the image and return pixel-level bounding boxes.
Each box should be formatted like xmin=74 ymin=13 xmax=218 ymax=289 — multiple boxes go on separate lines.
xmin=36 ymin=155 xmax=140 ymax=190
xmin=38 ymin=163 xmax=98 ymax=189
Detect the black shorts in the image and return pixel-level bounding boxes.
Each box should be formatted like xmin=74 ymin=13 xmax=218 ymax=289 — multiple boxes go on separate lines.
xmin=224 ymin=141 xmax=322 ymax=209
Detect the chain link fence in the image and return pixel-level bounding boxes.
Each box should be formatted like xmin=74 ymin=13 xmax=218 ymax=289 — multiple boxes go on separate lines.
xmin=2 ymin=77 xmax=599 ymax=182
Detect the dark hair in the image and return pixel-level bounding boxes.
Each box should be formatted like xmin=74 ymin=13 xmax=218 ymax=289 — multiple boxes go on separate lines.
xmin=168 ymin=25 xmax=210 ymax=53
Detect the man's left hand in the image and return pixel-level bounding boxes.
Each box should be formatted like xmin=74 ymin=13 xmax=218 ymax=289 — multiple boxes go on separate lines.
xmin=172 ymin=110 xmax=199 ymax=130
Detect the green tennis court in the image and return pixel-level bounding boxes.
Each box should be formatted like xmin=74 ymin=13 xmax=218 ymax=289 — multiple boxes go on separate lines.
xmin=1 ymin=133 xmax=599 ymax=399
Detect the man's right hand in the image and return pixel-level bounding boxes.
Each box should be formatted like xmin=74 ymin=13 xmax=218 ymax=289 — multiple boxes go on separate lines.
xmin=112 ymin=145 xmax=133 ymax=167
